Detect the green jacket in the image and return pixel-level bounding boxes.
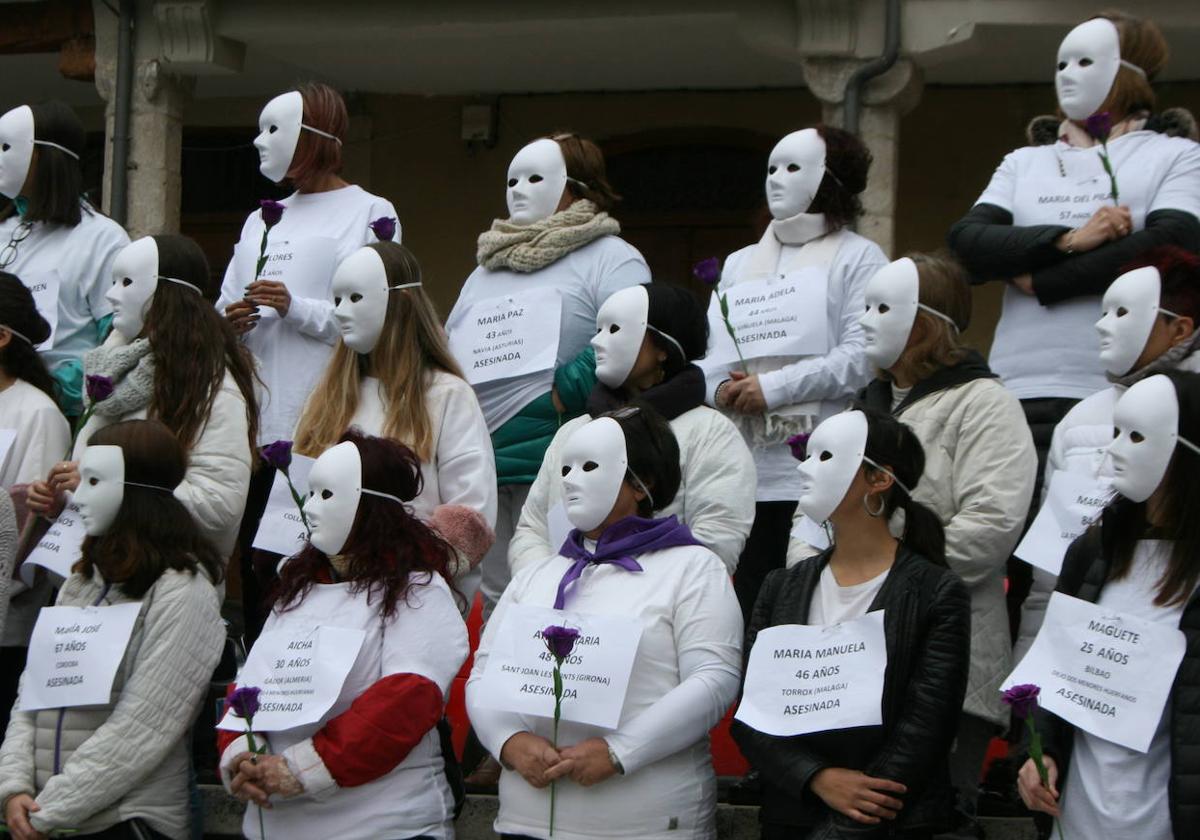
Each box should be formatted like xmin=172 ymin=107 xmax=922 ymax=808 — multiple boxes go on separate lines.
xmin=491 ymin=347 xmax=597 ymax=485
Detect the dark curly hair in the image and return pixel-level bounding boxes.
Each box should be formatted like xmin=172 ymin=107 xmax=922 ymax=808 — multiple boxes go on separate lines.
xmin=270 ymin=430 xmax=457 ymax=619
xmin=807 ymin=124 xmax=872 ymax=230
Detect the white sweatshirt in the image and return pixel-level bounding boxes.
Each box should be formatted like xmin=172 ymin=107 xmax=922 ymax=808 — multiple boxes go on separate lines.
xmin=0 ymin=379 xmax=70 ymax=490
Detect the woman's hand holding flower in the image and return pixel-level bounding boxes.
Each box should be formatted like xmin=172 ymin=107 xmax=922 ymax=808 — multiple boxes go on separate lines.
xmin=500 ymin=731 xmax=572 ymax=790
xmin=244 ymin=280 xmax=293 ymax=317
xmin=225 ymin=299 xmax=260 ymax=335
xmin=1057 ymin=205 xmax=1132 ymax=254
xmin=1017 ymin=754 xmax=1060 ymax=817
xmin=723 ymin=371 xmax=767 ymax=414
xmin=556 ymin=737 xmax=620 ymax=787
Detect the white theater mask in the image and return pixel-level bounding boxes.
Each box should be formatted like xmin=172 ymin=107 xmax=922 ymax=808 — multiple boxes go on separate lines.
xmin=506 ymin=139 xmax=568 ymax=225
xmin=106 ymin=237 xmax=161 ymax=340
xmin=333 ymin=248 xmax=391 ymax=354
xmin=1108 ymin=374 xmax=1199 ymax=503
xmin=0 ymin=106 xmax=35 ymax=200
xmin=1096 ymin=266 xmax=1168 ymax=377
xmin=592 ymin=286 xmax=650 ymax=388
xmin=797 ymin=411 xmax=868 ymax=524
xmin=255 ymin=92 xmax=305 ymax=183
xmin=765 ymin=129 xmax=827 ymax=221
xmin=1055 ymin=18 xmax=1128 ymax=121
xmin=305 ymin=442 xmax=365 ymax=556
xmin=861 ymin=258 xmax=920 ymax=370
xmin=560 ymin=417 xmax=630 ymax=532
xmin=74 ymin=445 xmax=126 ymax=537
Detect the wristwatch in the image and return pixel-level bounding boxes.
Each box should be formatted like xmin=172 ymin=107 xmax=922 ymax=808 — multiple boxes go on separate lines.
xmin=606 ymin=743 xmax=625 ymax=775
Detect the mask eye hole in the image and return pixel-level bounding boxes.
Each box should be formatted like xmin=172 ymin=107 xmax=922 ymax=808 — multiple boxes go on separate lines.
xmin=582 ymin=461 xmax=599 ymax=472
xmin=767 ymin=164 xmax=778 ymax=175
xmin=878 ymin=303 xmax=890 ymax=314
xmin=320 ymin=489 xmax=333 ymax=500
xmin=608 ymin=324 xmax=620 ymax=334
xmin=1130 ymin=431 xmax=1145 ymax=444
xmin=507 ymin=178 xmax=517 ymax=188
xmin=1057 ymin=60 xmax=1068 ymax=71
xmin=121 ymin=277 xmax=133 ymax=287
xmin=787 ymin=163 xmax=800 ymax=173
xmin=1079 ymin=57 xmax=1093 ymax=67
xmin=333 ymin=296 xmax=342 ymax=306
xmin=1116 ymin=306 xmax=1128 ymax=317
xmin=350 ymin=293 xmax=362 ymax=303
xmin=529 ymin=174 xmax=543 ymax=184
xmin=88 ymin=477 xmax=99 ymax=486
xmin=819 ymin=451 xmax=832 ymax=462
xmin=1113 ymin=427 xmax=1120 ymax=439
xmin=1 ymin=143 xmax=8 ymax=152
xmin=561 ymin=465 xmax=571 ymax=477
xmin=268 ymin=125 xmax=278 ymax=134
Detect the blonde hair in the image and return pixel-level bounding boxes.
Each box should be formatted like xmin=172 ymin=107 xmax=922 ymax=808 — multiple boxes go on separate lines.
xmin=294 ymin=242 xmax=464 ymax=460
xmin=889 ymin=253 xmax=972 ymax=384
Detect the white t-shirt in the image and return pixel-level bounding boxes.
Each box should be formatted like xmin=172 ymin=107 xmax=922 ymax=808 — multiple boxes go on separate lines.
xmin=466 ymin=542 xmax=743 ymax=840
xmin=445 ymin=235 xmax=649 ymax=432
xmin=0 ymin=378 xmax=69 ymax=489
xmin=699 ymin=230 xmax=883 ymax=501
xmin=236 ymin=573 xmax=468 ymax=840
xmin=216 ymin=185 xmax=399 ymax=444
xmin=977 ymin=131 xmax=1200 ymax=400
xmin=809 ymin=562 xmax=890 ymax=626
xmin=0 ymin=205 xmax=129 ymax=380
xmin=890 ymin=385 xmax=911 ymax=412
xmin=1058 ymin=541 xmax=1185 ymax=840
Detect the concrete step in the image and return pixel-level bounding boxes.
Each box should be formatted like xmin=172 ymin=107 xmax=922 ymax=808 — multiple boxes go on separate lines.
xmin=201 ymin=786 xmax=1038 ymax=839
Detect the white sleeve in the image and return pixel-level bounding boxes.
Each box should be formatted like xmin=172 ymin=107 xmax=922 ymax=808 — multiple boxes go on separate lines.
xmin=465 ymin=585 xmax=534 ymax=759
xmin=756 ymin=242 xmax=880 ymax=410
xmin=434 ymin=381 xmax=498 ymax=529
xmin=508 ymin=424 xmax=569 ymax=576
xmin=11 ymin=401 xmax=70 ymax=488
xmin=605 ymin=555 xmax=743 ymax=775
xmin=0 ymin=676 xmax=36 ymax=806
xmin=381 ymin=576 xmax=469 ymax=695
xmin=678 ymin=413 xmax=755 ymax=574
xmin=975 ymin=150 xmax=1019 ymax=212
xmin=591 ymin=244 xmax=651 ymax=313
xmin=1148 ymin=140 xmax=1200 ymax=219
xmin=284 ymin=295 xmax=339 ymax=343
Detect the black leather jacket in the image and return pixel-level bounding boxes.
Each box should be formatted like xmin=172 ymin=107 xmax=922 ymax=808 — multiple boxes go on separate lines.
xmin=1037 ymin=518 xmax=1200 ymax=839
xmin=732 ymin=547 xmax=971 ymax=838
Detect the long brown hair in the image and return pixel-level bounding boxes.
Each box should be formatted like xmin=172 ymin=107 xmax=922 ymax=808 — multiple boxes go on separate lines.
xmin=143 ymin=234 xmax=260 ymax=453
xmin=287 ymin=82 xmax=347 ymax=193
xmin=1083 ymin=11 xmax=1169 ymax=123
xmin=294 ymin=242 xmax=463 ymax=461
xmin=76 ymin=419 xmax=224 ymax=598
xmin=888 ymin=252 xmax=972 ymax=384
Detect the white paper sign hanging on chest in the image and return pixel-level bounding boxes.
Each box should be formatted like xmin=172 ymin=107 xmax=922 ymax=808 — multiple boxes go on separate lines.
xmin=218 ymin=625 xmax=366 ymax=733
xmin=20 ymin=602 xmax=142 ymax=711
xmin=1015 ymin=471 xmax=1114 ymax=576
xmin=1003 ymin=591 xmax=1186 ymax=753
xmin=708 ymin=268 xmax=829 ymax=366
xmin=21 ymin=499 xmax=88 ymax=585
xmin=448 ymin=288 xmax=563 ymax=385
xmin=250 ymin=236 xmax=339 ymax=323
xmin=735 ymin=610 xmax=887 ymax=737
xmin=476 ymin=602 xmax=642 ymax=730
xmin=252 ymin=454 xmax=315 ymax=558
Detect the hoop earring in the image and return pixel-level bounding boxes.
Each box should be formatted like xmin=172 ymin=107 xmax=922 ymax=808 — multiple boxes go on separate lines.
xmin=862 ymin=492 xmax=885 ymax=518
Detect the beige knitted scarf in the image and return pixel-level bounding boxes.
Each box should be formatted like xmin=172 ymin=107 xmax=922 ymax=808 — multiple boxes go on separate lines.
xmin=476 ymin=199 xmax=621 ymax=273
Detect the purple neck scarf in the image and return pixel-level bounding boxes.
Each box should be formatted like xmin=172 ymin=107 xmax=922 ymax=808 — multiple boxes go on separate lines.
xmin=554 ymin=515 xmax=701 ymax=609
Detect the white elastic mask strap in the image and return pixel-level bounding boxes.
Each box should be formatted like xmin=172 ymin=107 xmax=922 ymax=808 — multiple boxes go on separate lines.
xmin=388 ymin=281 xmax=423 ymax=291
xmin=626 ymin=467 xmax=655 ymax=509
xmin=1178 ymin=436 xmax=1200 ymax=458
xmin=1160 ymin=307 xmax=1183 ymax=320
xmin=125 ymin=480 xmax=175 ymax=494
xmin=862 ymin=456 xmax=913 ymax=497
xmin=361 ymin=487 xmax=405 ymax=505
xmin=917 ymin=303 xmax=960 ymax=333
xmin=300 ymin=123 xmax=342 ymax=145
xmin=32 ymin=140 xmax=80 ymax=161
xmin=1121 ymin=59 xmax=1147 ymax=78
xmin=647 ymin=325 xmax=686 ymax=361
xmin=0 ymin=324 xmax=33 ymax=345
xmin=160 ymin=276 xmax=203 ymax=295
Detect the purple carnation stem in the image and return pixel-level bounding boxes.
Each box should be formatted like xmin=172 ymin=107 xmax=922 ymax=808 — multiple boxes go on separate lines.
xmin=1025 ymin=716 xmax=1064 ymax=839
xmin=549 ymin=664 xmax=563 ymax=836
xmin=244 ymin=722 xmax=268 ymax=839
xmin=284 ymin=474 xmax=311 ymax=534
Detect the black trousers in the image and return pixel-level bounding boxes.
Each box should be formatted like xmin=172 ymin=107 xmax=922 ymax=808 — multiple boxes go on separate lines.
xmin=73 ymin=820 xmax=171 ymax=840
xmin=734 ymin=500 xmax=799 ymax=626
xmin=235 ymin=464 xmax=278 ymax=646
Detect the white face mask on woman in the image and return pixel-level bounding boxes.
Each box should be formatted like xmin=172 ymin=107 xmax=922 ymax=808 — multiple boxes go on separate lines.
xmin=332 ymin=248 xmax=391 ymax=354
xmin=1108 ymin=374 xmax=1200 ymax=503
xmin=74 ymin=445 xmax=126 ymax=537
xmin=506 ymin=139 xmax=568 ymax=225
xmin=107 ymin=237 xmax=161 ymax=341
xmin=592 ymin=286 xmax=650 ymax=388
xmin=0 ymin=106 xmax=35 ymax=200
xmin=305 ymin=442 xmax=367 ymax=557
xmin=560 ymin=417 xmax=630 ymax=532
xmin=765 ymin=129 xmax=827 ymax=221
xmin=1096 ymin=266 xmax=1170 ymax=377
xmin=1055 ymin=18 xmax=1129 ymax=121
xmin=796 ymin=410 xmax=869 ymax=524
xmin=255 ymin=91 xmax=305 ymax=184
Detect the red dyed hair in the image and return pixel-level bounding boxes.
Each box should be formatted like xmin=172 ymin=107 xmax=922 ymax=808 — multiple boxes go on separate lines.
xmin=1122 ymin=246 xmax=1200 ymax=322
xmin=286 ymin=82 xmax=348 ymax=192
xmin=270 ymin=431 xmax=458 ymax=618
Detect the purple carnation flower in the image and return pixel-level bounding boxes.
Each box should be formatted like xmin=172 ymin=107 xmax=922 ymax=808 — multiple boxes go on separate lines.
xmin=259 ymin=199 xmax=286 ymax=229
xmin=261 ymin=439 xmax=293 ymax=472
xmin=1085 ymin=112 xmax=1113 ymax=142
xmin=542 ymin=625 xmax=580 ymax=661
xmin=228 ymin=686 xmax=261 ymax=720
xmin=1001 ymin=683 xmax=1041 ymax=720
xmin=692 ymin=257 xmax=721 ymax=286
xmin=85 ymin=374 xmax=114 ymax=403
xmin=786 ymin=432 xmax=811 ymax=461
xmin=369 ymin=216 xmax=397 ymax=242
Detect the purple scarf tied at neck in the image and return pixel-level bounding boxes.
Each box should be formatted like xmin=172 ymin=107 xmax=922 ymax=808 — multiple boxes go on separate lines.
xmin=554 ymin=515 xmax=701 ymax=609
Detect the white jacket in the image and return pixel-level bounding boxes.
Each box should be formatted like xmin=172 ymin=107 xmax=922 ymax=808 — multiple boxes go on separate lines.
xmin=0 ymin=568 xmax=224 ymax=839
xmin=508 ymin=405 xmax=756 ymax=576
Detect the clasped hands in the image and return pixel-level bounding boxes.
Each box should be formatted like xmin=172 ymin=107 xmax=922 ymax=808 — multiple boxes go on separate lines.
xmin=26 ymin=461 xmax=80 ymax=519
xmin=224 ymin=281 xmax=292 ymax=335
xmin=499 ymin=732 xmax=619 ymax=790
xmin=228 ymin=752 xmax=304 ymax=808
xmin=717 ymin=371 xmax=767 ymax=414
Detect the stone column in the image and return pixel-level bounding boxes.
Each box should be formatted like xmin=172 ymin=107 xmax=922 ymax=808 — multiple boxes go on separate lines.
xmin=801 ymin=58 xmax=924 ymax=257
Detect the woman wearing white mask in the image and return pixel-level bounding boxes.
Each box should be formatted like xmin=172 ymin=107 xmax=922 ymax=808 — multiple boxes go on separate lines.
xmin=219 ymin=432 xmax=469 ymax=840
xmin=26 ymin=235 xmax=259 ymax=563
xmin=701 ymin=125 xmax=885 ymax=621
xmin=734 ymin=408 xmax=969 ymax=840
xmin=466 ymin=407 xmax=742 ymax=840
xmin=0 ymin=419 xmax=225 ymax=840
xmin=1016 ymin=246 xmax=1200 ymax=659
xmin=446 ymin=133 xmax=650 ymax=619
xmin=1017 ymin=371 xmax=1200 ymax=840
xmin=947 ymin=12 xmax=1200 ymax=542
xmin=509 ymin=282 xmax=755 ymax=575
xmin=0 ymin=101 xmax=130 ymax=415
xmin=790 ymin=254 xmax=1036 ymax=831
xmin=293 ymin=241 xmax=496 ymax=580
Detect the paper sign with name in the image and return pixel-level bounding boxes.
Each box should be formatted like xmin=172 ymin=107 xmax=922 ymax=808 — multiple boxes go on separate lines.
xmin=708 ymin=268 xmax=829 ymax=365
xmin=21 ymin=269 xmax=60 ymax=349
xmin=21 ymin=500 xmax=88 ymax=586
xmin=252 ymin=455 xmax=315 ymax=557
xmin=218 ymin=625 xmax=366 ymax=733
xmin=449 ymin=288 xmax=562 ymax=385
xmin=736 ymin=610 xmax=887 ymax=736
xmin=1016 ymin=471 xmax=1113 ymax=575
xmin=477 ymin=603 xmax=642 ymax=729
xmin=1015 ymin=167 xmax=1117 ymax=228
xmin=251 ymin=236 xmax=339 ymax=323
xmin=1003 ymin=592 xmax=1186 ymax=752
xmin=20 ymin=602 xmax=142 ymax=711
